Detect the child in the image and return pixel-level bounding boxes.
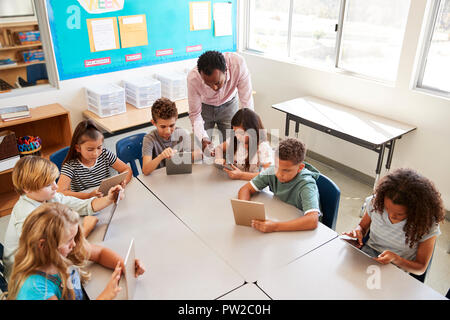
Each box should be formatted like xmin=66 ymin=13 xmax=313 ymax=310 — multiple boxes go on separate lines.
xmin=142 ymin=98 xmax=191 ymax=175
xmin=214 ymin=108 xmax=273 ymax=181
xmin=3 ymin=156 xmax=124 ymax=273
xmin=6 ymin=203 xmax=145 ymax=300
xmin=238 ymin=138 xmax=321 ymax=232
xmin=342 ymin=168 xmax=444 ymax=276
xmin=58 ymin=119 xmax=132 ymax=199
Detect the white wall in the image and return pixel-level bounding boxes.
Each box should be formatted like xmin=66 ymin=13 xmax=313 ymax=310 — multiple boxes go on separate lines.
xmin=241 ymin=0 xmax=450 ymax=209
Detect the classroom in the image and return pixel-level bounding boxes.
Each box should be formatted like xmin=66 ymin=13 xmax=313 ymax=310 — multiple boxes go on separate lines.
xmin=0 ymin=0 xmax=449 ymax=304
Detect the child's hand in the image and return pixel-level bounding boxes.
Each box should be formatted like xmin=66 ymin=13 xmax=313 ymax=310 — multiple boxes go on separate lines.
xmin=251 ymin=219 xmax=277 ymax=233
xmin=223 ymin=164 xmax=242 ymax=180
xmin=374 ymin=250 xmax=398 ymax=265
xmin=134 ymin=258 xmax=146 ymax=277
xmin=342 ymin=229 xmax=364 ymax=248
xmin=160 ymin=147 xmax=176 ymax=159
xmin=107 ymin=185 xmax=124 ymax=202
xmin=98 ymin=262 xmax=122 ymax=300
xmin=89 ymin=188 xmax=103 ymax=198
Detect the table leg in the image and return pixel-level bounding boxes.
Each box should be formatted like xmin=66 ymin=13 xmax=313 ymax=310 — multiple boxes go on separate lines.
xmin=360 ymin=143 xmax=386 ymax=217
xmin=285 ymin=114 xmax=290 ymax=137
xmin=295 ymin=121 xmax=300 ymax=138
xmin=385 ymin=139 xmax=396 ymax=171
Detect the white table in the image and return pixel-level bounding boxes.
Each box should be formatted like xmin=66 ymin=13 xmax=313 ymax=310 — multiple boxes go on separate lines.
xmin=84 ymin=178 xmax=244 ymax=300
xmin=272 ymin=96 xmax=416 ymax=187
xmin=138 ymin=164 xmax=338 ymax=282
xmin=257 ymin=238 xmax=446 ymax=300
xmin=218 ymin=283 xmax=270 ymax=300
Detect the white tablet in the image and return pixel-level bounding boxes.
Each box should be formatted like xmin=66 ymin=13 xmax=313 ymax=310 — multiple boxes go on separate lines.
xmin=123 ymin=238 xmax=136 ymax=300
xmin=98 ymin=171 xmax=128 ymax=196
xmin=230 ymin=198 xmax=265 ymax=227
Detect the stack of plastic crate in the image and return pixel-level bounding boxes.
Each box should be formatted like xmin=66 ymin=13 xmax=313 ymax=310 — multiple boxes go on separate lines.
xmin=154 ymin=71 xmax=187 ymax=101
xmin=123 ymin=77 xmax=161 ymax=108
xmin=85 ymin=83 xmax=126 ymax=118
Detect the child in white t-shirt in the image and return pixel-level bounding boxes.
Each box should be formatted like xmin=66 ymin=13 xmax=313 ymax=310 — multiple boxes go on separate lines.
xmin=343 ymin=168 xmax=445 ymax=276
xmin=214 ymin=108 xmax=273 ymax=180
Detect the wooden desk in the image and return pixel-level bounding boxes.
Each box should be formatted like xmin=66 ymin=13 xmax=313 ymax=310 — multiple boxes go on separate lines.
xmin=82 ymin=99 xmax=189 ymax=135
xmin=257 ymin=238 xmax=445 ymax=299
xmin=138 ymin=164 xmax=338 ymax=283
xmin=84 ymin=178 xmax=244 ymax=300
xmin=272 ymin=96 xmax=416 ymax=187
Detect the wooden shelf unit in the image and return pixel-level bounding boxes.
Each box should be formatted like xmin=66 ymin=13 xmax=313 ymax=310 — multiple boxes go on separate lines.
xmin=0 ymin=21 xmax=45 ymax=87
xmin=0 ymin=103 xmax=72 ymax=217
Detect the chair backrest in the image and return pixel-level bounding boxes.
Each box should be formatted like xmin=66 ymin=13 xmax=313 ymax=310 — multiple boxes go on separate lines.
xmin=49 ymin=146 xmax=70 ymax=172
xmin=316 ymin=173 xmax=340 ymax=231
xmin=116 ymin=133 xmax=145 ymax=177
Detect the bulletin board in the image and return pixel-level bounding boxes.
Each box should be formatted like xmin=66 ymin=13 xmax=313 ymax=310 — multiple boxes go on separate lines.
xmin=46 ymin=0 xmax=237 ymax=81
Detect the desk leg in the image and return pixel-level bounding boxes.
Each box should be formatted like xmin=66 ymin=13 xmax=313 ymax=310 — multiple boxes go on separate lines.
xmin=295 ymin=121 xmax=300 ymax=138
xmin=360 ymin=143 xmax=386 ymax=217
xmin=285 ymin=114 xmax=290 ymax=137
xmin=385 ymin=139 xmax=396 ymax=171
xmin=374 ymin=143 xmax=386 ymax=190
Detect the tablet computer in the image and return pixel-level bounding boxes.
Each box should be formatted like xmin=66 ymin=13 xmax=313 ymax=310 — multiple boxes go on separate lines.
xmin=214 ymin=162 xmax=233 ymax=171
xmin=98 ymin=171 xmax=128 ymax=196
xmin=102 ymin=189 xmax=123 ymax=241
xmin=123 ymin=238 xmax=136 ymax=300
xmin=166 ymin=152 xmax=192 ymax=175
xmin=230 ymin=198 xmax=265 ymax=227
xmin=339 ymin=235 xmax=379 ymax=260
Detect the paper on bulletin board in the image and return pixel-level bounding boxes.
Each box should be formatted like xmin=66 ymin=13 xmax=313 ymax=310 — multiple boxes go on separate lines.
xmin=118 ymin=14 xmax=148 ymax=48
xmin=213 ymin=2 xmax=232 ymax=36
xmin=87 ymin=17 xmax=120 ymax=52
xmin=189 ymin=1 xmax=211 ymax=31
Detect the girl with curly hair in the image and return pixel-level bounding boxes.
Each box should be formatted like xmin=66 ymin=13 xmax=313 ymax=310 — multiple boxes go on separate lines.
xmin=343 ymin=168 xmax=445 ymax=275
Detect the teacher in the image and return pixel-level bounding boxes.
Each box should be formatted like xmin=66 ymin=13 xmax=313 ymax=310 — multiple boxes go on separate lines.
xmin=187 ymin=50 xmax=254 ymax=151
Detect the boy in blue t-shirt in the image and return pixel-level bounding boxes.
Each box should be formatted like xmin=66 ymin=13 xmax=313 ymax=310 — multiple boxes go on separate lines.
xmin=238 ymin=138 xmax=321 ymax=233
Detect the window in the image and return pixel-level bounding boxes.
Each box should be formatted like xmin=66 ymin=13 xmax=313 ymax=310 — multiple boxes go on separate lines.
xmin=416 ymin=0 xmax=450 ymax=95
xmin=245 ymin=0 xmax=411 ymax=82
xmin=247 ymin=0 xmax=290 ymax=57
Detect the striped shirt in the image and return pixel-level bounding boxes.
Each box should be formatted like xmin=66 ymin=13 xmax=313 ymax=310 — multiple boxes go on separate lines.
xmin=365 ymin=196 xmax=441 ymax=261
xmin=60 ymin=148 xmax=117 ymax=192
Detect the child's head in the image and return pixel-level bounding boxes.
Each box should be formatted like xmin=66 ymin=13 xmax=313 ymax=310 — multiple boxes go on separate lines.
xmin=7 ymin=202 xmax=90 ymax=300
xmin=373 ymin=168 xmax=445 ymax=247
xmin=64 ymin=119 xmax=104 ymax=164
xmin=151 ymin=98 xmax=178 ymax=140
xmin=231 ymin=108 xmax=265 ymax=144
xmin=274 ymin=138 xmax=306 ymax=183
xmin=12 ymin=156 xmax=59 ymax=200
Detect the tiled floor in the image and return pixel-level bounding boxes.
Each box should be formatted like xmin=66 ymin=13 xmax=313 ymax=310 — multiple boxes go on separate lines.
xmin=1 ymin=115 xmax=448 ymax=297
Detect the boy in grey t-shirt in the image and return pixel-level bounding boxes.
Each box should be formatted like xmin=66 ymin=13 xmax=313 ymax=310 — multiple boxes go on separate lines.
xmin=238 ymin=138 xmax=321 ymax=233
xmin=142 ymin=98 xmax=191 ymax=175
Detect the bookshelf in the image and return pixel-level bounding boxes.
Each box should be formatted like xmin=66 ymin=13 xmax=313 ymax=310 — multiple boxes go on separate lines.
xmin=0 ymin=21 xmax=45 ymax=88
xmin=0 ymin=104 xmax=72 ymax=217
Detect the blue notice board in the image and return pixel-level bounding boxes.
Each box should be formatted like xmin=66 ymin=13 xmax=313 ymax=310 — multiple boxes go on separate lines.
xmin=46 ymin=0 xmax=237 ymax=80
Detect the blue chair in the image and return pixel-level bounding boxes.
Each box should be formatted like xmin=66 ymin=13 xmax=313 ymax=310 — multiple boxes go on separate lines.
xmin=316 ymin=173 xmax=340 ymax=231
xmin=116 ymin=133 xmax=145 ymax=177
xmin=49 ymin=146 xmax=70 ymax=172
xmin=26 ymin=63 xmax=48 ymax=85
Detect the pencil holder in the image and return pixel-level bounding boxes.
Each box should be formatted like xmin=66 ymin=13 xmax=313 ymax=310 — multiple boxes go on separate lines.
xmin=17 ymin=135 xmax=42 ymax=157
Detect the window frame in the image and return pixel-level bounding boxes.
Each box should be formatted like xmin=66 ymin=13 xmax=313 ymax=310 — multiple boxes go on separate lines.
xmin=243 ymin=0 xmax=410 ymax=84
xmin=414 ymin=0 xmax=450 ymax=98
